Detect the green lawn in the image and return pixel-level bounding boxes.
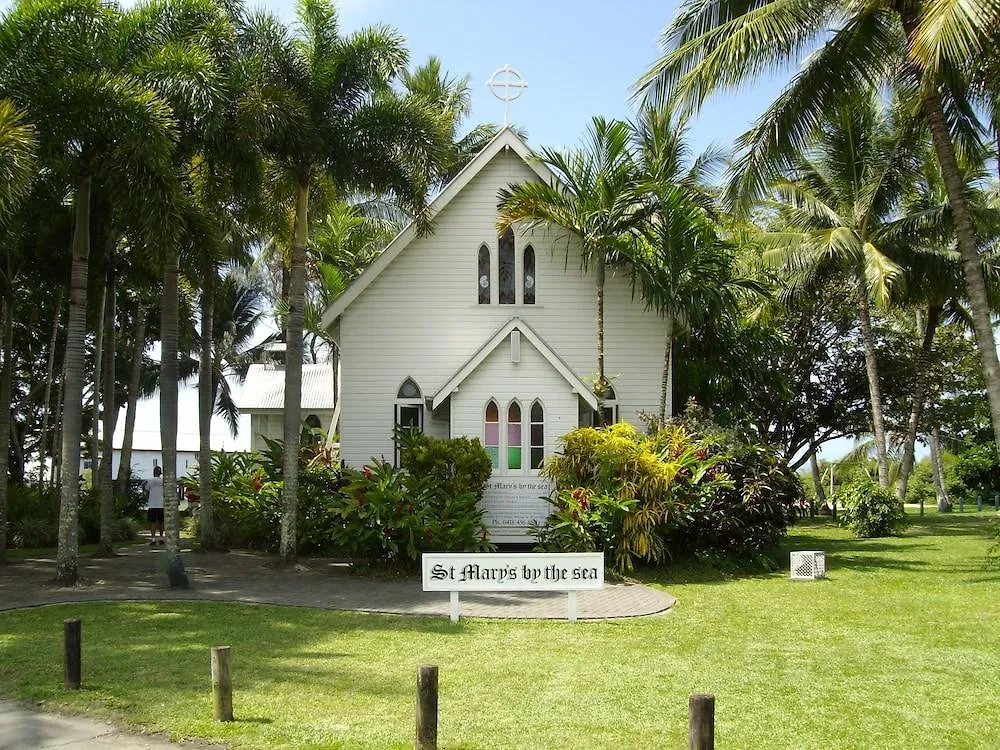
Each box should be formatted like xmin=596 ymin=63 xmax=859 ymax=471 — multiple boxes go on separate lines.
xmin=1 ymin=513 xmax=998 ymax=749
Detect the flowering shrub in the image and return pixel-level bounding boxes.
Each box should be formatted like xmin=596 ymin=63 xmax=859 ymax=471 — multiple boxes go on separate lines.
xmin=538 ymin=421 xmax=802 ymax=572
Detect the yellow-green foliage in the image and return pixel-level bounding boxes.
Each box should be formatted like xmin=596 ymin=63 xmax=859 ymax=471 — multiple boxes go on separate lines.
xmin=543 ymin=424 xmax=726 ymax=571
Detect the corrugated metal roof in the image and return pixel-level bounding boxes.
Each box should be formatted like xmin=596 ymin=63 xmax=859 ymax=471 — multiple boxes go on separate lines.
xmin=237 ymin=363 xmax=335 ymax=410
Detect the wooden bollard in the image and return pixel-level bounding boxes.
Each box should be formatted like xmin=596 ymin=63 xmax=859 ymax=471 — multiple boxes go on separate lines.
xmin=211 ymin=646 xmax=233 ymax=722
xmin=689 ymin=693 xmax=715 ymax=750
xmin=64 ymin=619 xmax=81 ymax=690
xmin=415 ymin=664 xmax=438 ymax=750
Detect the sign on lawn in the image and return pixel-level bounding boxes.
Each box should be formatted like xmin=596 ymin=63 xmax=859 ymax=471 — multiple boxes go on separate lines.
xmin=421 ymin=552 xmax=604 ymax=592
xmin=481 ymin=477 xmax=554 ymax=541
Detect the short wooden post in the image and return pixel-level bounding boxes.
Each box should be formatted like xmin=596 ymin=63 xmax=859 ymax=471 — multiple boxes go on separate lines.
xmin=211 ymin=646 xmax=233 ymax=722
xmin=416 ymin=664 xmax=438 ymax=750
xmin=64 ymin=619 xmax=81 ymax=690
xmin=449 ymin=591 xmax=459 ymax=624
xmin=567 ymin=590 xmax=578 ymax=622
xmin=688 ymin=693 xmax=715 ymax=750
xmin=978 ymin=494 xmax=983 ymax=512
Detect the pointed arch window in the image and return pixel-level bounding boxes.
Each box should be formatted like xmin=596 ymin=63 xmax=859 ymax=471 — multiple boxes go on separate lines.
xmin=530 ymin=401 xmax=544 ymax=469
xmin=507 ymin=401 xmax=522 ymax=470
xmin=485 ymin=401 xmax=500 ymax=467
xmin=478 ymin=244 xmax=490 ymax=304
xmin=395 ymin=378 xmax=423 ymax=465
xmin=523 ymin=245 xmax=536 ymax=304
xmin=499 ymin=228 xmax=515 ymax=304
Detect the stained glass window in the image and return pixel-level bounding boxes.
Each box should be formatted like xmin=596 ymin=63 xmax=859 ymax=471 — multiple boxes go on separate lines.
xmin=530 ymin=401 xmax=544 ymax=469
xmin=523 ymin=245 xmax=535 ymax=304
xmin=478 ymin=244 xmax=490 ymax=304
xmin=499 ymin=228 xmax=515 ymax=304
xmin=485 ymin=400 xmax=500 ymax=468
xmin=507 ymin=401 xmax=522 ymax=470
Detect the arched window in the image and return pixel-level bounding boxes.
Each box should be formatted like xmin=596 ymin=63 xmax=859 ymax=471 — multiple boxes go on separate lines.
xmin=395 ymin=378 xmax=423 ymax=465
xmin=507 ymin=401 xmax=522 ymax=470
xmin=478 ymin=244 xmax=490 ymax=304
xmin=304 ymin=414 xmax=322 ymax=429
xmin=484 ymin=400 xmax=500 ymax=468
xmin=498 ymin=228 xmax=515 ymax=304
xmin=523 ymin=245 xmax=536 ymax=304
xmin=598 ymin=385 xmax=618 ymax=426
xmin=530 ymin=401 xmax=544 ymax=469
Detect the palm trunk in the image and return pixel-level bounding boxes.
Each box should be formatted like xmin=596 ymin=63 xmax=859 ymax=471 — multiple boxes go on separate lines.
xmin=52 ymin=376 xmax=64 ymax=491
xmin=896 ymin=304 xmax=941 ymax=503
xmin=37 ymin=289 xmax=63 ymax=492
xmin=90 ymin=283 xmax=106 ymax=476
xmin=198 ymin=262 xmax=216 ymax=549
xmin=280 ymin=176 xmax=309 ymax=564
xmin=929 ymin=424 xmax=950 ymax=511
xmin=116 ymin=305 xmax=146 ymax=495
xmin=921 ymin=82 xmax=1000 ymax=458
xmin=97 ymin=260 xmax=116 ymax=556
xmin=658 ymin=313 xmax=674 ymax=423
xmin=160 ymin=252 xmax=182 ymax=571
xmin=0 ymin=296 xmax=14 ymax=564
xmin=810 ymin=447 xmax=826 ymax=505
xmin=595 ymin=251 xmax=606 ymax=396
xmin=856 ymin=284 xmax=890 ymax=489
xmin=56 ymin=170 xmax=92 ymax=586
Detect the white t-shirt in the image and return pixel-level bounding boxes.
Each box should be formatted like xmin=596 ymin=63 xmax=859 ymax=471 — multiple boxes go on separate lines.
xmin=147 ymin=477 xmax=165 ymax=510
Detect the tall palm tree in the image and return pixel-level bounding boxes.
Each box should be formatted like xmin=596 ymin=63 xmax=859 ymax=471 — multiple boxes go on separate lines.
xmin=245 ymin=0 xmax=449 ymax=563
xmin=497 ymin=117 xmax=641 ymax=398
xmin=639 ymin=0 xmax=1000 ymax=457
xmin=627 ymin=106 xmax=752 ymax=421
xmin=0 ymin=99 xmax=35 ymax=565
xmin=0 ymin=0 xmax=178 ymax=584
xmin=759 ymin=96 xmax=926 ymax=489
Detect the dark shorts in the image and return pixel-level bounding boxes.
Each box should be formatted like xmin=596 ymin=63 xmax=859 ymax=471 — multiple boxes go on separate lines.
xmin=147 ymin=508 xmax=164 ymax=524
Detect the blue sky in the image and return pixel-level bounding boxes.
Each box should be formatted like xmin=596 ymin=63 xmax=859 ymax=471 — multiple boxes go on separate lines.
xmin=264 ymin=0 xmax=790 ymax=156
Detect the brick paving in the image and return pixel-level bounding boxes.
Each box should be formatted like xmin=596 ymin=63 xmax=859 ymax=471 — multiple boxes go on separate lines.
xmin=0 ymin=543 xmax=676 ymax=620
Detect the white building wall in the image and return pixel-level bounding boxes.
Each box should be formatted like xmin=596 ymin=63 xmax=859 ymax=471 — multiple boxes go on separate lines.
xmin=249 ymin=410 xmax=336 ymax=453
xmin=339 ymin=148 xmax=669 ymax=466
xmin=110 ymin=450 xmax=199 ymax=481
xmin=450 ymin=336 xmax=579 ymax=470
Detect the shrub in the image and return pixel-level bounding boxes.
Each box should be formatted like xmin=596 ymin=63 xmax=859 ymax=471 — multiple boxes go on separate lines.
xmin=333 ymin=454 xmax=492 ymax=570
xmin=11 ymin=516 xmax=56 ymax=548
xmin=537 ymin=420 xmax=802 ymax=572
xmin=396 ymin=427 xmax=493 ymax=501
xmin=837 ymin=480 xmax=908 ymax=538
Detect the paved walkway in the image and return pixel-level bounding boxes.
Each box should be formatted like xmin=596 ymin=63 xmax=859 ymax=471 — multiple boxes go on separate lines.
xmin=0 ymin=543 xmax=675 ymax=620
xmin=0 ymin=543 xmax=675 ymax=748
xmin=0 ymin=700 xmax=222 ymax=749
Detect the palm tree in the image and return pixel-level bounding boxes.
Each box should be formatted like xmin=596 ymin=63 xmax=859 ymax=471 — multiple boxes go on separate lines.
xmin=498 ymin=117 xmax=641 ymax=398
xmin=244 ymin=0 xmax=450 ymax=563
xmin=0 ymin=0 xmax=178 ymax=584
xmin=402 ymin=56 xmax=504 ymax=192
xmin=0 ymin=99 xmax=35 ymax=565
xmin=759 ymin=96 xmax=927 ymax=489
xmin=639 ymin=0 xmax=1000 ymax=457
xmin=627 ymin=106 xmax=753 ymax=422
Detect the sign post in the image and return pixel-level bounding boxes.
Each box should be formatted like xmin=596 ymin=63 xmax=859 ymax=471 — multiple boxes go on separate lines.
xmin=422 ymin=552 xmax=604 ymax=623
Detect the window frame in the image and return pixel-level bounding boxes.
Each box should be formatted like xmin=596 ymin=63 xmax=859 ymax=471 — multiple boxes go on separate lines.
xmin=394 ymin=378 xmax=424 ymax=466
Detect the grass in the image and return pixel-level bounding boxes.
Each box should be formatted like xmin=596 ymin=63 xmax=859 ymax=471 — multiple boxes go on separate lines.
xmin=1 ymin=512 xmax=998 ymax=749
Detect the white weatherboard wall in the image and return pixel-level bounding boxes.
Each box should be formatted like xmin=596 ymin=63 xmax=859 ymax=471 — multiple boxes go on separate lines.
xmin=338 ymin=146 xmax=669 ymax=466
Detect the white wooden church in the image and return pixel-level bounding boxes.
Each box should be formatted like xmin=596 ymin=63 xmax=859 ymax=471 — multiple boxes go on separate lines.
xmin=320 ymin=127 xmax=671 ymax=540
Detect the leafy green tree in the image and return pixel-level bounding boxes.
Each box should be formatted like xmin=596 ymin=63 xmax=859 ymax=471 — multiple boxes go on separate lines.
xmin=498 ymin=117 xmax=641 ymax=399
xmin=0 ymin=0 xmax=177 ymax=583
xmin=245 ymin=0 xmax=450 ymax=563
xmin=639 ymin=0 xmax=1000 ymax=458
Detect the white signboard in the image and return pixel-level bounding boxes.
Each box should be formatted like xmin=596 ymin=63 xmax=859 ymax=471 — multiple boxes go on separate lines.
xmin=481 ymin=477 xmax=554 ymax=541
xmin=422 ymin=552 xmax=604 ymax=592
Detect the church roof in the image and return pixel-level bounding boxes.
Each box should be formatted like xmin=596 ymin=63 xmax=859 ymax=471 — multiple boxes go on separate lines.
xmin=431 ymin=317 xmax=599 ymax=411
xmin=237 ymin=363 xmax=335 ymax=411
xmin=320 ymin=127 xmax=552 ymax=328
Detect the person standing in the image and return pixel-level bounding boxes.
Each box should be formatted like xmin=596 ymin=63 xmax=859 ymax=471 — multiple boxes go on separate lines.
xmin=147 ymin=465 xmax=165 ymax=545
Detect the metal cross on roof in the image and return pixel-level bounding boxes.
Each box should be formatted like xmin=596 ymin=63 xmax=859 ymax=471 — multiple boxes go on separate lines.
xmin=486 ymin=64 xmax=527 ymax=127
